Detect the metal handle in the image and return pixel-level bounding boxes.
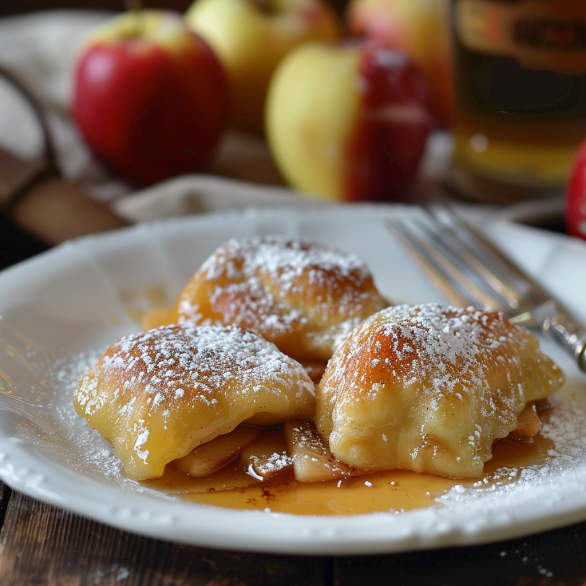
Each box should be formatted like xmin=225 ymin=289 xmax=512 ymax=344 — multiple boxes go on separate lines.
xmin=538 ymin=301 xmax=586 ymax=373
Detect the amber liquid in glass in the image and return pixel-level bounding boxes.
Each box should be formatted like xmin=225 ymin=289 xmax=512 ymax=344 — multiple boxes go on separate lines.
xmin=447 ymin=0 xmax=586 ymax=203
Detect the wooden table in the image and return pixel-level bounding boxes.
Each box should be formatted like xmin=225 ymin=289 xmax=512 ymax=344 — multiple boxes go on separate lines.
xmin=1 ymin=212 xmax=586 ymax=586
xmin=2 ymin=478 xmax=586 ymax=585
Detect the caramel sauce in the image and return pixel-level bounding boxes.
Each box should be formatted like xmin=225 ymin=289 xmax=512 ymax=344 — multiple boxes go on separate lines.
xmin=144 ymin=426 xmax=553 ymax=516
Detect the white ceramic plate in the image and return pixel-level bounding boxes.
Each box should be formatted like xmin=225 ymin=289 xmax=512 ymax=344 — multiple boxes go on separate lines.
xmin=0 ymin=205 xmax=585 ymax=555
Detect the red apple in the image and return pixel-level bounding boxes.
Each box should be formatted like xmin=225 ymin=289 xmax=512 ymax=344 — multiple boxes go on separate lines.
xmin=266 ymin=40 xmax=431 ymax=202
xmin=566 ymin=138 xmax=586 ymax=240
xmin=347 ymin=0 xmax=453 ymax=128
xmin=73 ymin=10 xmax=229 ymax=186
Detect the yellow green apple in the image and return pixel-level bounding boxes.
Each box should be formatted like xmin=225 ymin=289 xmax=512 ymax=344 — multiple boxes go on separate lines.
xmin=347 ymin=0 xmax=453 ymax=128
xmin=185 ymin=0 xmax=341 ymax=135
xmin=266 ymin=40 xmax=432 ymax=202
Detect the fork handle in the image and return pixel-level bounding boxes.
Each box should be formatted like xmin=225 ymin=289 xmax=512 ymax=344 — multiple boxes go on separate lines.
xmin=539 ymin=301 xmax=586 ymax=373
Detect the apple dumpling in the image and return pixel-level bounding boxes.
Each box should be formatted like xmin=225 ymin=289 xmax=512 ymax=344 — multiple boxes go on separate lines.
xmin=159 ymin=236 xmax=388 ymax=363
xmin=315 ymin=303 xmax=565 ymax=479
xmin=74 ymin=324 xmax=315 ymax=481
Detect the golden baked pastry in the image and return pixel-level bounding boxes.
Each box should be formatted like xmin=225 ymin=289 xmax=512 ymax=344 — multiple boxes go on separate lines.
xmin=161 ymin=236 xmax=388 ymax=362
xmin=74 ymin=324 xmax=315 ymax=481
xmin=316 ymin=303 xmax=565 ymax=479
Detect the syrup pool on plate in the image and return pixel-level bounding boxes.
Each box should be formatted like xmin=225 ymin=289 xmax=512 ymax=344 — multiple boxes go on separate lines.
xmin=144 ymin=424 xmax=553 ymax=516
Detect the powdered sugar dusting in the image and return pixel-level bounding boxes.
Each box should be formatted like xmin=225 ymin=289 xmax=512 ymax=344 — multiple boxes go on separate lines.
xmin=7 ymin=347 xmax=127 ymax=484
xmin=330 ymin=303 xmax=555 ymax=410
xmin=319 ymin=303 xmax=565 ymax=478
xmin=200 ymin=235 xmax=370 ymax=289
xmin=74 ymin=324 xmax=316 ymax=480
xmin=177 ymin=236 xmax=387 ymax=357
xmin=439 ymin=399 xmax=586 ymax=511
xmin=377 ymin=303 xmax=525 ymax=398
xmin=248 ymin=451 xmax=293 ymax=479
xmin=76 ymin=324 xmax=315 ymax=425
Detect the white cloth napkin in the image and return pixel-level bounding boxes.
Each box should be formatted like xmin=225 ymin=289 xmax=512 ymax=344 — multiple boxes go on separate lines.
xmin=0 ymin=9 xmax=562 ymax=226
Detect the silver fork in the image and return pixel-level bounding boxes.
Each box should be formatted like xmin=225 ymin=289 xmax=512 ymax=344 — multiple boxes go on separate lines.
xmin=387 ymin=200 xmax=586 ymax=373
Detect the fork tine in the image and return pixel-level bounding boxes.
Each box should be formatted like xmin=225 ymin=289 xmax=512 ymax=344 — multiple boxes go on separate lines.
xmin=411 ymin=212 xmax=517 ymax=310
xmin=428 ymin=199 xmax=548 ymax=302
xmin=422 ymin=203 xmax=524 ymax=312
xmin=387 ymin=216 xmax=495 ymax=309
xmin=389 ymin=205 xmax=586 ymax=372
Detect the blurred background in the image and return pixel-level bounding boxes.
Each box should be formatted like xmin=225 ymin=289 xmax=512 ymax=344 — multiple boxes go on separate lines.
xmin=0 ymin=0 xmax=349 ymax=17
xmin=2 ymin=1 xmax=194 ymax=15
xmin=0 ymin=0 xmax=585 ymax=257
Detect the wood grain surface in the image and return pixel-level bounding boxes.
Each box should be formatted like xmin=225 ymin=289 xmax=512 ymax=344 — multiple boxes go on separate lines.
xmin=0 ymin=478 xmax=585 ymax=585
xmin=0 ymin=485 xmax=328 ymax=586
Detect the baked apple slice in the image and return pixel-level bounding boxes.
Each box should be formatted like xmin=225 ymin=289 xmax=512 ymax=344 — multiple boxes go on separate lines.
xmin=241 ymin=428 xmax=293 ymax=482
xmin=176 ymin=425 xmax=260 ymax=477
xmin=284 ymin=420 xmax=366 ymax=483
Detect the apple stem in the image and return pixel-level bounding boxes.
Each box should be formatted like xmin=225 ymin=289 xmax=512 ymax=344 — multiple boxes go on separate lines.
xmin=125 ymin=0 xmax=144 ymax=36
xmin=247 ymin=0 xmax=277 ymax=15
